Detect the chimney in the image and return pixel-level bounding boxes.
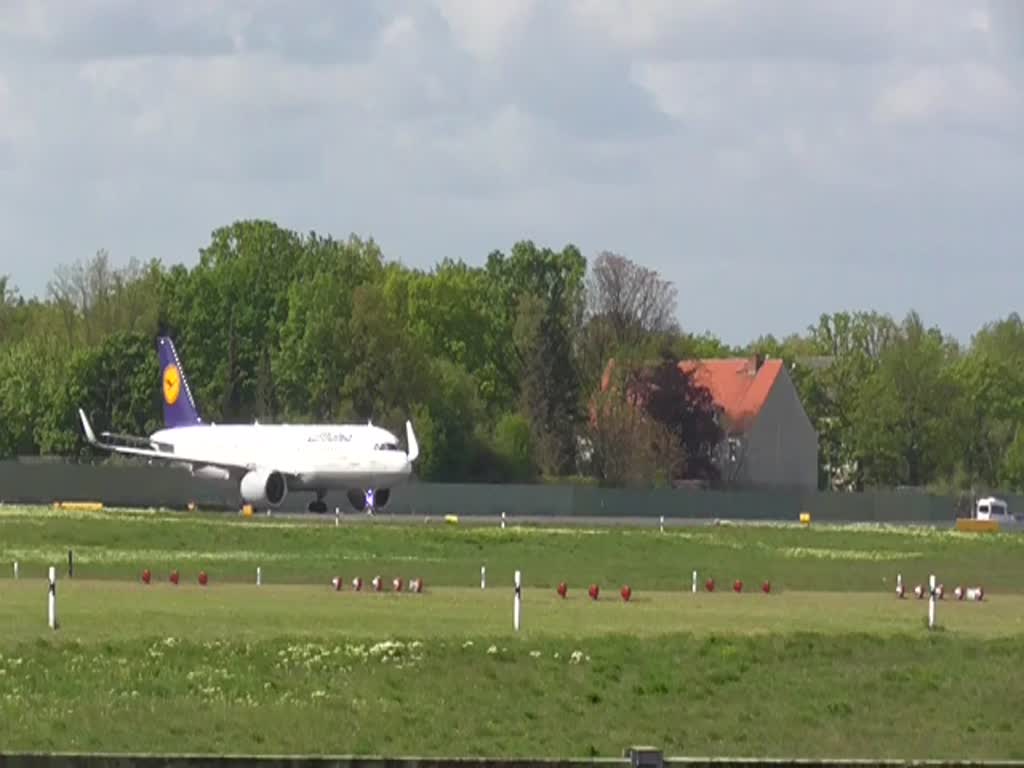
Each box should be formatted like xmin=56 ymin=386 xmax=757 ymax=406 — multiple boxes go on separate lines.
xmin=749 ymin=353 xmax=764 ymax=374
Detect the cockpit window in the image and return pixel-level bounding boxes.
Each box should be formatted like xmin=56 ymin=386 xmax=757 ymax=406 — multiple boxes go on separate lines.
xmin=375 ymin=442 xmax=402 ymax=451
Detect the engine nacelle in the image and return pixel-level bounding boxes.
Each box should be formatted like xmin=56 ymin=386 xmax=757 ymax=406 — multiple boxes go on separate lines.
xmin=240 ymin=469 xmax=287 ymax=508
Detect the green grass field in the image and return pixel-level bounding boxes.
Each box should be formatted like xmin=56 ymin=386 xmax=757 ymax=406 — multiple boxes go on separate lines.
xmin=1 ymin=505 xmax=1023 ymax=759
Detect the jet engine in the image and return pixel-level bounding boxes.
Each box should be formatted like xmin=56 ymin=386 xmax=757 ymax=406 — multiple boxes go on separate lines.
xmin=240 ymin=469 xmax=287 ymax=508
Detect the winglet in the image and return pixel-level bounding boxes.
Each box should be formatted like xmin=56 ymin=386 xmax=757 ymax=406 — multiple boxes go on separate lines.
xmin=405 ymin=420 xmax=419 ymax=463
xmin=78 ymin=408 xmax=99 ymax=446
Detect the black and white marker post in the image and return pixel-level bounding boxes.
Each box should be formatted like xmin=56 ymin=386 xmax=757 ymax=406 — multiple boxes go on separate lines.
xmin=928 ymin=573 xmax=937 ymax=630
xmin=514 ymin=569 xmax=521 ymax=632
xmin=48 ymin=566 xmax=58 ymax=630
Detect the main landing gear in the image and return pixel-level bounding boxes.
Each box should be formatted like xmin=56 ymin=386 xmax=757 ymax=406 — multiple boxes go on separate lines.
xmin=307 ymin=491 xmax=328 ymax=515
xmin=307 ymin=488 xmax=392 ymax=516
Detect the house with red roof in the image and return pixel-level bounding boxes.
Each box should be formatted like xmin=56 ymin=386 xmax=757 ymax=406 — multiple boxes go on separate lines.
xmin=599 ymin=354 xmax=818 ymax=490
xmin=679 ymin=355 xmax=817 ymax=490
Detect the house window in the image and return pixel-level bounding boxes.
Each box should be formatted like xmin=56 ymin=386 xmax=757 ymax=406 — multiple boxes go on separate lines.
xmin=728 ymin=438 xmax=740 ymax=463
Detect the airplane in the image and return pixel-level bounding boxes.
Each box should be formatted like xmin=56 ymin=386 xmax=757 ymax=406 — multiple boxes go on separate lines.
xmin=77 ymin=335 xmax=419 ymax=515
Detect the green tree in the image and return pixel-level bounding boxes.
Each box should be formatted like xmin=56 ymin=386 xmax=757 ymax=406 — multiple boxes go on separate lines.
xmin=404 ymin=259 xmax=502 ymax=408
xmin=342 ymin=274 xmax=431 ymax=422
xmin=587 ymin=382 xmax=679 ymax=487
xmin=514 ymin=292 xmax=581 ymax=477
xmin=274 ymin=234 xmax=385 ymax=420
xmin=0 ymin=338 xmax=60 ymax=457
xmin=849 ymin=312 xmax=962 ymax=488
xmin=54 ymin=331 xmax=161 ymax=458
xmin=952 ymin=314 xmax=1024 ymax=489
xmin=163 ymin=220 xmax=305 ymax=422
xmin=485 ymin=241 xmax=587 ymax=412
xmin=578 ymin=251 xmax=679 ymax=390
xmin=491 ymin=412 xmax=536 ymax=482
xmin=47 ymin=251 xmax=163 ymax=347
xmin=802 ymin=311 xmax=899 ymax=489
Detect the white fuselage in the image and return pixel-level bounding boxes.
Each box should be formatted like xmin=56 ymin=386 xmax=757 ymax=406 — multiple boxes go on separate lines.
xmin=150 ymin=423 xmax=413 ymax=491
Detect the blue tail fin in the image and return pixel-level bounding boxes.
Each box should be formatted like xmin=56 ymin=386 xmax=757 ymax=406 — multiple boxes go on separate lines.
xmin=157 ymin=336 xmax=203 ymax=428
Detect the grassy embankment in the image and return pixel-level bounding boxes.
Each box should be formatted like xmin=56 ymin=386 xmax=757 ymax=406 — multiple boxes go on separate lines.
xmin=1 ymin=505 xmax=1022 ymax=759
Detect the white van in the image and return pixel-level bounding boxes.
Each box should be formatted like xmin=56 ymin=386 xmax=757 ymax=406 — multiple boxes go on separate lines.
xmin=975 ymin=496 xmax=1012 ymax=521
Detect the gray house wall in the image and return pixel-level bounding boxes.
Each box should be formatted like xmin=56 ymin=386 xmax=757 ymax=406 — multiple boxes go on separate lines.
xmin=732 ymin=366 xmax=818 ymax=491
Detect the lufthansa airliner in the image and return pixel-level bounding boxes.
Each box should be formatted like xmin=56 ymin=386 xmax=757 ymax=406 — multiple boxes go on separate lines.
xmin=78 ymin=336 xmax=418 ymax=514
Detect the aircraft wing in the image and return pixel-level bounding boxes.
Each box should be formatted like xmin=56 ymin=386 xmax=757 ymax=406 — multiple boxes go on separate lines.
xmin=78 ymin=409 xmax=254 ymax=474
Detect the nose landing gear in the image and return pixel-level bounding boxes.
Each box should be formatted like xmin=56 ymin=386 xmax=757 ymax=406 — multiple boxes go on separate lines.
xmin=345 ymin=487 xmax=389 ymax=515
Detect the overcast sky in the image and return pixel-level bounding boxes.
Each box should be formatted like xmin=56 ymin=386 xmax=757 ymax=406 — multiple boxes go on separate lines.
xmin=1 ymin=1 xmax=1021 ymax=345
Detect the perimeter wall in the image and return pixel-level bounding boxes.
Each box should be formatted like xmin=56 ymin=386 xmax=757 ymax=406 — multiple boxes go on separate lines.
xmin=3 ymin=459 xmax=1021 ymax=523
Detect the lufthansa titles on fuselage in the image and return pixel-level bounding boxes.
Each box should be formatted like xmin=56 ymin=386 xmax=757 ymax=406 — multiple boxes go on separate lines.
xmin=306 ymin=431 xmax=353 ymax=443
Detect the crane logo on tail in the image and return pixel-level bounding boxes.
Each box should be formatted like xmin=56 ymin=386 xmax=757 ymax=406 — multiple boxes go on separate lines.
xmin=163 ymin=364 xmax=181 ymax=405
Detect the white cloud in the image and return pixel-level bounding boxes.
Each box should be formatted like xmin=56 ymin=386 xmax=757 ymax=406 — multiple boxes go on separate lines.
xmin=874 ymin=62 xmax=1020 ymax=125
xmin=0 ymin=75 xmax=33 ymax=143
xmin=567 ymin=0 xmax=719 ymax=49
xmin=433 ymin=0 xmax=538 ymax=60
xmin=0 ymin=0 xmax=1023 ymax=345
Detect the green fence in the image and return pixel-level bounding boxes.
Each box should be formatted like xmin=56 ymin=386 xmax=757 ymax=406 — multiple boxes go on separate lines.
xmin=2 ymin=459 xmax=1020 ymax=524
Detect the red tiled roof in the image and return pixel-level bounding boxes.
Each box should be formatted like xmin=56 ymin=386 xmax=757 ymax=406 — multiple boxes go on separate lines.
xmin=678 ymin=357 xmax=782 ymax=433
xmin=598 ymin=356 xmax=782 ymax=434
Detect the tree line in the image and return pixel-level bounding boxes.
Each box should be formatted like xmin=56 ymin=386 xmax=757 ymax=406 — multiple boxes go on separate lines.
xmin=0 ymin=219 xmax=1021 ymax=493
